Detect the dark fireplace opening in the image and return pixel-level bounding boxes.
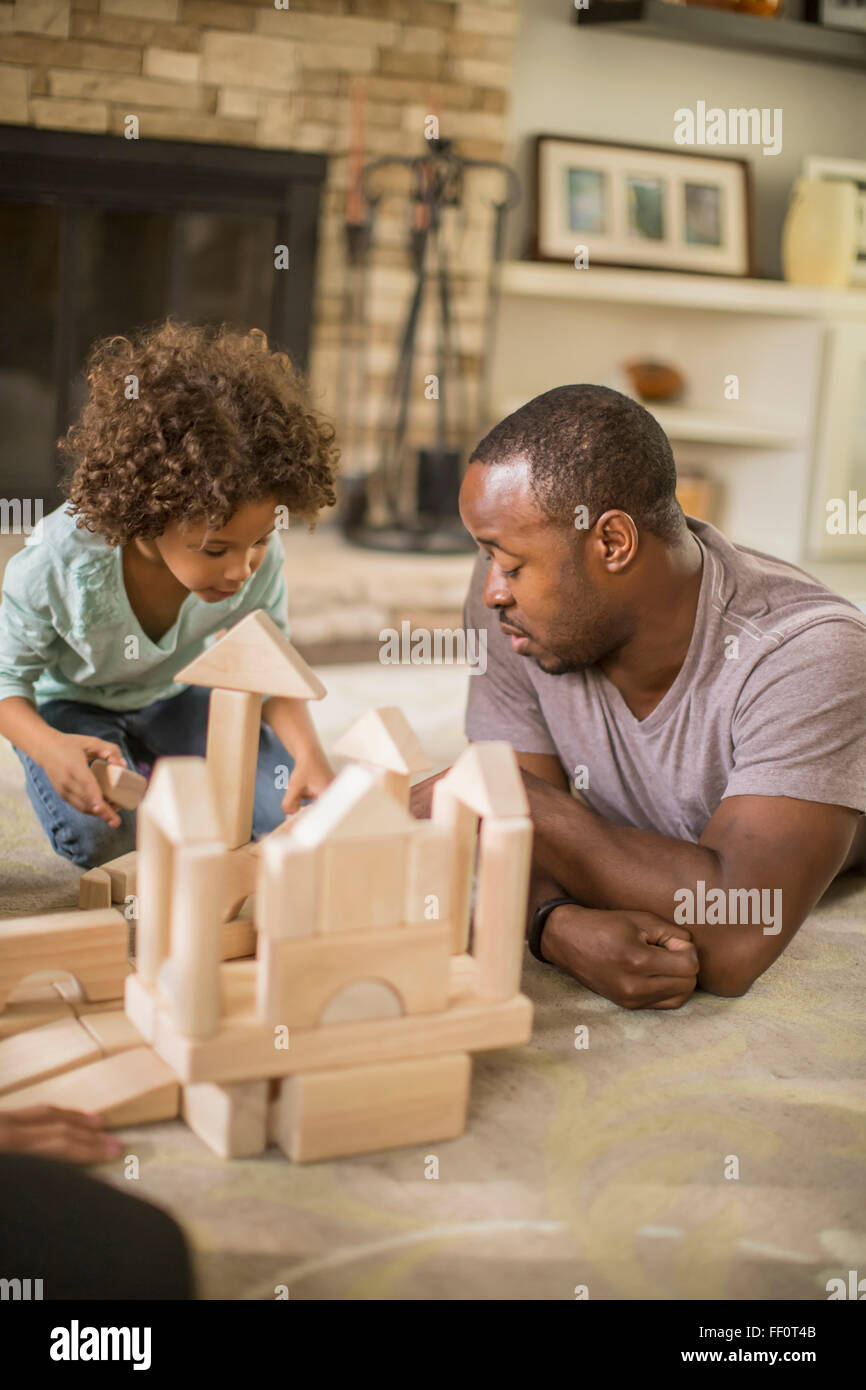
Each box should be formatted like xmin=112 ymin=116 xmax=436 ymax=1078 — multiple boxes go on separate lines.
xmin=0 ymin=125 xmax=327 ymax=509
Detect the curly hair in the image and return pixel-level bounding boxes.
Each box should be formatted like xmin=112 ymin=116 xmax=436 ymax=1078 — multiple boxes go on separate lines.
xmin=61 ymin=319 xmax=340 ymax=546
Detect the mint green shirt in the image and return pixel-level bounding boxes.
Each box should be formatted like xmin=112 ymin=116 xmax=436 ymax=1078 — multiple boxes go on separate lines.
xmin=0 ymin=504 xmax=291 ymax=711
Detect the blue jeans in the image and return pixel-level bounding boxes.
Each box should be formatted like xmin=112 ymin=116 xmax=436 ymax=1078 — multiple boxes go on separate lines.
xmin=15 ymin=687 xmax=294 ymax=870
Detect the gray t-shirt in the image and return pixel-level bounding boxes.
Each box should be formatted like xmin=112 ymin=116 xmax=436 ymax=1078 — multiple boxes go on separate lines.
xmin=465 ymin=518 xmax=866 ymax=842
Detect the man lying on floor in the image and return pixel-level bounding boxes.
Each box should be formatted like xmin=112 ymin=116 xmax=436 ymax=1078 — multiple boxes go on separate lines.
xmin=414 ymin=384 xmax=866 ymax=1010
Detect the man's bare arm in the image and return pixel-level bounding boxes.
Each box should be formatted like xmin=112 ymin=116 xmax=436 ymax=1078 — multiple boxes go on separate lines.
xmin=521 ymin=772 xmax=858 ymax=995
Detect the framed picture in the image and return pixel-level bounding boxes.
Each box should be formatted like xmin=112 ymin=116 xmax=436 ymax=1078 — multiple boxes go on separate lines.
xmin=802 ymin=155 xmax=866 ymax=286
xmin=532 ymin=135 xmax=753 ymax=276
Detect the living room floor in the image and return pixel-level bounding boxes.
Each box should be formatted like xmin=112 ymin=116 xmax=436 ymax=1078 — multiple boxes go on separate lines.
xmin=1 ymin=659 xmax=863 ymax=1300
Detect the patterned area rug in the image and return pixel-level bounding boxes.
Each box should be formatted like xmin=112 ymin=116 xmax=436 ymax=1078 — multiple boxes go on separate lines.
xmin=1 ymin=666 xmax=864 ymax=1300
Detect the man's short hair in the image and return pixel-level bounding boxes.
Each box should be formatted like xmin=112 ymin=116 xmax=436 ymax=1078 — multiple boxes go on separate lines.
xmin=469 ymin=384 xmax=685 ymax=544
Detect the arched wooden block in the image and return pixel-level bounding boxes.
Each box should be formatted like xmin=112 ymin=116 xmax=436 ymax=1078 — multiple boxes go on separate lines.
xmin=0 ymin=910 xmax=128 ymax=1016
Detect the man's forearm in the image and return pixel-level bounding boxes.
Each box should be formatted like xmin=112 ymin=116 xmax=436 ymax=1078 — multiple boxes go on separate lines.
xmin=524 ymin=770 xmax=723 ymax=917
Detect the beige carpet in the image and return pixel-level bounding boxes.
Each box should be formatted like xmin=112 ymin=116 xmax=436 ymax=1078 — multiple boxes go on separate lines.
xmin=1 ymin=665 xmax=864 ymax=1300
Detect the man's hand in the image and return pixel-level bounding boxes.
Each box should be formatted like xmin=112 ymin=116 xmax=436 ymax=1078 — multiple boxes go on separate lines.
xmin=40 ymin=733 xmax=128 ymax=828
xmin=541 ymin=903 xmax=699 ymax=1010
xmin=0 ymin=1106 xmax=124 ymax=1164
xmin=281 ymin=749 xmax=335 ymax=816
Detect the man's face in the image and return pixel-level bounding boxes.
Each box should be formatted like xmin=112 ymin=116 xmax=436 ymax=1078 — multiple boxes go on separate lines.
xmin=459 ymin=460 xmax=632 ymax=675
xmin=153 ymin=498 xmax=279 ymax=603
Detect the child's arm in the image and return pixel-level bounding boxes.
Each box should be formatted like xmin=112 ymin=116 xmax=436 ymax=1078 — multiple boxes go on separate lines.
xmin=0 ymin=696 xmax=127 ymax=828
xmin=261 ymin=696 xmax=334 ymax=815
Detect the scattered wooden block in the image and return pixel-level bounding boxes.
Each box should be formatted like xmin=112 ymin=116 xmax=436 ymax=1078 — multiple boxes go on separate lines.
xmin=0 ymin=1017 xmax=101 ymax=1096
xmin=0 ymin=1046 xmax=180 ymax=1128
xmin=256 ymin=923 xmax=450 ymax=1031
xmin=0 ymin=910 xmax=129 ymax=1015
xmin=274 ymin=1053 xmax=471 ymax=1162
xmin=90 ymin=759 xmax=147 ymax=810
xmin=182 ymin=1079 xmax=268 ymax=1158
xmin=78 ymin=867 xmax=112 ymax=910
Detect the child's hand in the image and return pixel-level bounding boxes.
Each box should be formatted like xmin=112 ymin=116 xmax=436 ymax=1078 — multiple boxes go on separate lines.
xmin=0 ymin=1106 xmax=123 ymax=1164
xmin=281 ymin=751 xmax=335 ymax=816
xmin=40 ymin=733 xmax=129 ymax=827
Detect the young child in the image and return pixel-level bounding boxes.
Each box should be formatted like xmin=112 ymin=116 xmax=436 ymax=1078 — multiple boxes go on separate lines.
xmin=0 ymin=320 xmax=340 ymax=870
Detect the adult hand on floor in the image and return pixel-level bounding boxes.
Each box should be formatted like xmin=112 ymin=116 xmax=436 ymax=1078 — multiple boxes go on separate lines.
xmin=40 ymin=732 xmax=128 ymax=828
xmin=540 ymin=904 xmax=699 ymax=1010
xmin=0 ymin=1106 xmax=124 ymax=1164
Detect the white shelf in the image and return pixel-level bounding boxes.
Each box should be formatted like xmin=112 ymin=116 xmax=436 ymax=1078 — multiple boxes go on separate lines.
xmin=495 ymin=400 xmax=802 ymax=450
xmin=499 ymin=262 xmax=866 ymax=321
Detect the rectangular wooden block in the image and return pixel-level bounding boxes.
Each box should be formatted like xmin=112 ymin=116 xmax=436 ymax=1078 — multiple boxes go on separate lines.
xmin=318 ymin=838 xmax=406 ymax=932
xmin=0 ymin=1017 xmax=101 ymax=1096
xmin=404 ymin=823 xmax=453 ymax=928
xmin=124 ymin=973 xmax=157 ymax=1044
xmin=274 ymin=1053 xmax=471 ymax=1162
xmin=257 ymin=923 xmax=450 ymax=1029
xmin=257 ymin=837 xmax=318 ymax=939
xmin=0 ymin=997 xmax=75 ymax=1040
xmin=0 ymin=910 xmax=129 ymax=1014
xmin=206 ymin=688 xmax=260 ymax=849
xmin=0 ymin=1046 xmax=180 ymax=1128
xmin=182 ymin=1079 xmax=268 ymax=1158
xmin=152 ymin=982 xmax=532 ymax=1086
xmin=79 ymin=1009 xmax=143 ymax=1057
xmin=222 ymin=842 xmax=259 ymax=920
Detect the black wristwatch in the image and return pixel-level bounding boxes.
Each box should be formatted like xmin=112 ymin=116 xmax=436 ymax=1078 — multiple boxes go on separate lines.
xmin=528 ymin=897 xmax=581 ymax=963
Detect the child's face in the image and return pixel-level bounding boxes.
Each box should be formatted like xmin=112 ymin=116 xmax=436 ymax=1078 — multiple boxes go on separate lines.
xmin=154 ymin=498 xmax=281 ymax=602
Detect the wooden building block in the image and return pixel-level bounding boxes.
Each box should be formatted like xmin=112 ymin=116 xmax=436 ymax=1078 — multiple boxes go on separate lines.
xmin=473 ymin=817 xmax=534 ymax=1001
xmin=79 ymin=867 xmax=112 ymax=910
xmin=140 ymin=758 xmax=223 ymax=844
xmin=182 ymin=1078 xmax=268 ymax=1158
xmin=222 ymin=842 xmax=258 ymax=920
xmin=79 ymin=1009 xmax=143 ymax=1057
xmin=166 ymin=842 xmax=225 ymax=1040
xmin=0 ymin=1016 xmax=101 ymax=1095
xmin=0 ymin=1046 xmax=180 ymax=1128
xmin=256 ymin=922 xmax=449 ymax=1030
xmin=404 ymin=822 xmax=453 ymax=929
xmin=222 ymin=917 xmax=256 ymax=960
xmin=174 ymin=609 xmax=327 ymax=700
xmin=124 ymin=973 xmax=157 ymax=1044
xmin=292 ymin=764 xmax=415 ymax=848
xmin=0 ymin=997 xmax=75 ymax=1040
xmin=318 ymin=838 xmax=406 ymax=933
xmin=257 ymin=836 xmax=319 ymax=939
xmin=332 ymin=708 xmax=432 ymax=808
xmin=0 ymin=910 xmax=129 ymax=1015
xmin=274 ymin=1053 xmax=471 ymax=1162
xmin=432 ymin=782 xmax=478 ymax=954
xmin=100 ymin=851 xmax=138 ymax=904
xmin=136 ymin=809 xmax=175 ymax=991
xmin=152 ymin=985 xmax=532 ymax=1086
xmin=91 ymin=759 xmax=147 ymax=810
xmin=438 ymin=742 xmax=529 ymax=819
xmin=54 ymin=979 xmax=129 ymax=1014
xmin=205 ymin=688 xmax=260 ymax=849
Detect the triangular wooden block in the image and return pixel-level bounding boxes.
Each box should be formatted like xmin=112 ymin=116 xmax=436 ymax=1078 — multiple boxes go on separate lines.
xmin=175 ymin=610 xmax=326 ymax=699
xmin=333 ymin=707 xmax=432 ymax=775
xmin=438 ymin=742 xmax=529 ymax=819
xmin=292 ymin=764 xmax=416 ymax=847
xmin=140 ymin=758 xmax=223 ymax=844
